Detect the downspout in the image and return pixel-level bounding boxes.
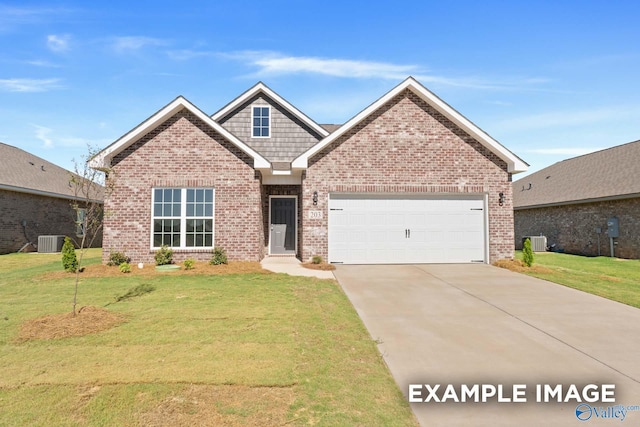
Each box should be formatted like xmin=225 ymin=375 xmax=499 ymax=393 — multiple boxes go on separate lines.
xmin=17 ymin=219 xmax=36 ymax=253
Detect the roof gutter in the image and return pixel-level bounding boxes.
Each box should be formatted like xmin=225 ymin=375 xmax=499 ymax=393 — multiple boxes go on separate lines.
xmin=514 ymin=192 xmax=640 ymax=210
xmin=0 ymin=183 xmax=103 ymax=204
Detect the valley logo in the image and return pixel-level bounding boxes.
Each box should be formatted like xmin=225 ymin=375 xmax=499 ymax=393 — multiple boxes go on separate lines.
xmin=576 ymin=403 xmax=640 ymax=422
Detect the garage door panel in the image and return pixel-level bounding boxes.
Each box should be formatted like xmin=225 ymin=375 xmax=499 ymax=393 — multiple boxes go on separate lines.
xmin=328 ymin=194 xmax=486 ymax=264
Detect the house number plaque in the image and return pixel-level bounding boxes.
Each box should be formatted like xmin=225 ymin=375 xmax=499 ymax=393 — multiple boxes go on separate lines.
xmin=308 ymin=210 xmax=323 ymax=219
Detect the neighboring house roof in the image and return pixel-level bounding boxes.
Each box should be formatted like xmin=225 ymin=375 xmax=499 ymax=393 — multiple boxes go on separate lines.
xmin=292 ymin=77 xmax=529 ymax=174
xmin=513 ymin=139 xmax=640 ymax=209
xmin=89 ymin=96 xmax=271 ymax=171
xmin=0 ymin=142 xmax=102 ymax=202
xmin=212 ymin=82 xmax=330 ymax=139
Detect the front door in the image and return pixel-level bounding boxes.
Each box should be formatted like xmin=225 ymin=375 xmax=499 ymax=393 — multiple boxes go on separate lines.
xmin=270 ymin=197 xmax=297 ymax=255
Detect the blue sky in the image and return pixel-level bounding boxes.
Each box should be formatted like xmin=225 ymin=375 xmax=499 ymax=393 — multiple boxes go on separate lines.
xmin=1 ymin=1 xmax=639 ymax=178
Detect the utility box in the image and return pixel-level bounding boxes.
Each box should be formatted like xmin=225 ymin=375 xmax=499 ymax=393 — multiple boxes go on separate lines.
xmin=522 ymin=236 xmax=547 ymax=252
xmin=38 ymin=235 xmax=66 ymax=253
xmin=607 ymin=217 xmax=619 ymax=238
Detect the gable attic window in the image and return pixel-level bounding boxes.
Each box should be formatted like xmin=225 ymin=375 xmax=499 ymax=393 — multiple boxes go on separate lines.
xmin=152 ymin=188 xmax=214 ymax=249
xmin=252 ymin=106 xmax=270 ymax=138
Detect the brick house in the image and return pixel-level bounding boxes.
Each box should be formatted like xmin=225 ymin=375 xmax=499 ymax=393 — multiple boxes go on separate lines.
xmin=514 ymin=140 xmax=640 ymax=259
xmin=90 ymin=77 xmax=527 ymax=264
xmin=0 ymin=142 xmax=103 ymax=254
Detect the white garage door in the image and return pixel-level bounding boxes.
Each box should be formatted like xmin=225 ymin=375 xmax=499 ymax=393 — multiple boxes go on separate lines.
xmin=328 ymin=194 xmax=486 ymax=264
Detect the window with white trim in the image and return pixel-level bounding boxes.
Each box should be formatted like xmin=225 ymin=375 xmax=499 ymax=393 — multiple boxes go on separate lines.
xmin=75 ymin=208 xmax=86 ymax=237
xmin=252 ymin=106 xmax=270 ymax=137
xmin=152 ymin=188 xmax=214 ymax=248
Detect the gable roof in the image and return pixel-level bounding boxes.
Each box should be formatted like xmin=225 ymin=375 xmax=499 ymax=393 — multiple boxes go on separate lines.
xmin=89 ymin=96 xmax=270 ymax=171
xmin=514 ymin=139 xmax=640 ymax=209
xmin=212 ymin=82 xmax=330 ymax=138
xmin=0 ymin=142 xmax=101 ymax=201
xmin=291 ymin=77 xmax=528 ymax=173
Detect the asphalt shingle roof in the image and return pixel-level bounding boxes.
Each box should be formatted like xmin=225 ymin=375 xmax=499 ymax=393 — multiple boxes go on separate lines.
xmin=0 ymin=142 xmax=102 ymax=200
xmin=513 ymin=139 xmax=640 ymax=209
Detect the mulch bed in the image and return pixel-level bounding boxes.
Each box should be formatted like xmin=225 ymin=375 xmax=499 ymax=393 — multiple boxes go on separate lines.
xmin=301 ymin=262 xmax=336 ymax=271
xmin=492 ymin=258 xmax=552 ymax=274
xmin=17 ymin=306 xmax=126 ymax=342
xmin=40 ymin=261 xmax=268 ymax=280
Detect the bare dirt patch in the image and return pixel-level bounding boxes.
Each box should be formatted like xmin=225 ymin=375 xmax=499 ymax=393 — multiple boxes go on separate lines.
xmin=301 ymin=262 xmax=336 ymax=271
xmin=138 ymin=384 xmax=295 ymax=427
xmin=40 ymin=261 xmax=268 ymax=280
xmin=17 ymin=306 xmax=126 ymax=342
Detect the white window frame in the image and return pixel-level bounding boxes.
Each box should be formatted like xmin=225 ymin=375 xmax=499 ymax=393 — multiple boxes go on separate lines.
xmin=75 ymin=208 xmax=86 ymax=237
xmin=251 ymin=105 xmax=271 ymax=138
xmin=150 ymin=188 xmax=215 ymax=250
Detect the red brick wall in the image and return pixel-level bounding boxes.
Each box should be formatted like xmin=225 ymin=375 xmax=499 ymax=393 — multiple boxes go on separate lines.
xmin=514 ymin=198 xmax=640 ymax=259
xmin=0 ymin=190 xmax=102 ymax=254
xmin=302 ymin=89 xmax=514 ymax=263
xmin=104 ymin=109 xmax=263 ymax=264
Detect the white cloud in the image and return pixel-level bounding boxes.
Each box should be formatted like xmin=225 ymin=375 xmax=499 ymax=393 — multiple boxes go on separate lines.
xmin=249 ymin=53 xmax=420 ymax=80
xmin=112 ymin=36 xmax=167 ymax=53
xmin=0 ymin=6 xmax=68 ymax=32
xmin=218 ymin=51 xmax=549 ymax=90
xmin=31 ymin=125 xmax=104 ymax=150
xmin=47 ymin=34 xmax=71 ymax=53
xmin=0 ymin=78 xmax=62 ymax=92
xmin=33 ymin=125 xmax=54 ymax=148
xmin=26 ymin=59 xmax=62 ymax=68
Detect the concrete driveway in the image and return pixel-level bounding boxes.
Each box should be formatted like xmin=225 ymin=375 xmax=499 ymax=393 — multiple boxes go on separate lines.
xmin=334 ymin=264 xmax=640 ymax=426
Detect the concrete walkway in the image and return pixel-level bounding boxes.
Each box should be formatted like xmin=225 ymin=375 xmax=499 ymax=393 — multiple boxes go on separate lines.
xmin=334 ymin=264 xmax=640 ymax=427
xmin=260 ymin=256 xmax=336 ymax=279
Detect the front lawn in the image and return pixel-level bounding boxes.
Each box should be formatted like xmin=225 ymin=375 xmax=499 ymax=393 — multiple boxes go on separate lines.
xmin=0 ymin=250 xmax=417 ymax=426
xmin=514 ymin=251 xmax=640 ymax=309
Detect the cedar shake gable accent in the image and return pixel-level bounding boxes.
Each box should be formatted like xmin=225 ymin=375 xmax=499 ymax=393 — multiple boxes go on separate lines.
xmin=212 ymin=82 xmax=329 ymax=139
xmin=292 ymin=77 xmax=528 ymax=174
xmin=213 ymin=82 xmax=329 ymax=163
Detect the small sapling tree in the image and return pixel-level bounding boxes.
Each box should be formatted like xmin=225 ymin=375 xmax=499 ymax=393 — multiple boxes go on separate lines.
xmin=69 ymin=145 xmax=110 ymax=315
xmin=523 ymin=238 xmax=535 ymax=267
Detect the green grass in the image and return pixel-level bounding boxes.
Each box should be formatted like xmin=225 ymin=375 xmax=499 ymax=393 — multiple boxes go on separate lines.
xmin=0 ymin=250 xmax=417 ymax=426
xmin=515 ymin=251 xmax=640 ymax=309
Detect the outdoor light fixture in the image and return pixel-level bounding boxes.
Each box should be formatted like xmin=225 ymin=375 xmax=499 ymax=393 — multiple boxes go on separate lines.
xmin=498 ymin=192 xmax=505 ymax=206
xmin=312 ymin=191 xmax=318 ymax=206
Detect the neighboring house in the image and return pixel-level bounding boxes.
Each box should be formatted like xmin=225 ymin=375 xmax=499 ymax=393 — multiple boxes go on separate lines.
xmin=0 ymin=142 xmax=103 ymax=254
xmin=90 ymin=77 xmax=528 ymax=265
xmin=513 ymin=140 xmax=640 ymax=259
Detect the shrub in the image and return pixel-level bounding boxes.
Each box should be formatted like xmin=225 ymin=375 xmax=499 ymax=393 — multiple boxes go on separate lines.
xmin=107 ymin=251 xmax=130 ymax=266
xmin=183 ymin=258 xmax=195 ymax=270
xmin=119 ymin=262 xmax=132 ymax=273
xmin=523 ymin=238 xmax=535 ymax=267
xmin=61 ymin=237 xmax=78 ymax=272
xmin=154 ymin=245 xmax=173 ymax=266
xmin=210 ymin=247 xmax=228 ymax=265
xmin=311 ymin=255 xmax=323 ymax=264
